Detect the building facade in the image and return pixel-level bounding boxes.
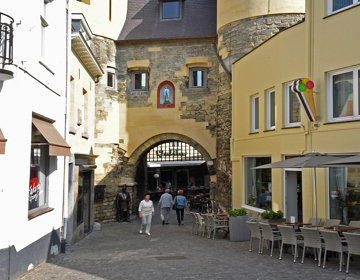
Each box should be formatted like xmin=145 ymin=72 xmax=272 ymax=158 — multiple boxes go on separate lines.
xmin=0 ymin=1 xmax=70 ymax=279
xmin=232 ymin=0 xmax=360 ymax=224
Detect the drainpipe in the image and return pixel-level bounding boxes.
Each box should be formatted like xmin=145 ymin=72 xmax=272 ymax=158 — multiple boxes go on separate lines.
xmin=61 ymin=1 xmax=71 ymax=253
xmin=212 ymin=38 xmax=232 ymax=81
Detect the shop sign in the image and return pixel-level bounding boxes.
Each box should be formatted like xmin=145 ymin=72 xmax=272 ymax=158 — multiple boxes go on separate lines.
xmin=157 ymin=149 xmax=186 ymax=158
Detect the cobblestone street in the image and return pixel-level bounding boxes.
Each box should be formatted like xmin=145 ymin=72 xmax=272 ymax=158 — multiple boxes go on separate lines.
xmin=20 ymin=207 xmax=360 ymax=280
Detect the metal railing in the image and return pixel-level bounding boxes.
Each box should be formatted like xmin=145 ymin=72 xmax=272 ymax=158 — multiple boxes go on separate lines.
xmin=0 ymin=13 xmax=14 ymax=68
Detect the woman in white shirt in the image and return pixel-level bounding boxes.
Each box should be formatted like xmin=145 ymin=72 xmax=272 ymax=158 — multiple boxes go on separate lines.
xmin=138 ymin=193 xmax=155 ymax=235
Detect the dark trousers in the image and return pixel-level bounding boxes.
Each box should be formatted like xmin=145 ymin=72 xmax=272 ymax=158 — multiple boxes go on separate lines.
xmin=176 ymin=208 xmax=184 ymax=225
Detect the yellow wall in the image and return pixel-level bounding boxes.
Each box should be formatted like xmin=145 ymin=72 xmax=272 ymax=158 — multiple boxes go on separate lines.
xmin=232 ymin=0 xmax=360 ymax=223
xmin=217 ymin=0 xmax=305 ymax=32
xmin=71 ymin=0 xmax=127 ymax=40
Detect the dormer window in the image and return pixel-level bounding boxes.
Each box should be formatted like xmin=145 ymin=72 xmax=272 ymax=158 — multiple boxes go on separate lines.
xmin=161 ymin=0 xmax=180 ymax=19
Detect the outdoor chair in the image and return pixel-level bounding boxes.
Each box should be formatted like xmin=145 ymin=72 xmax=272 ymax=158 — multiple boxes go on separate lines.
xmin=320 ymin=230 xmax=348 ymax=271
xmin=343 ymin=232 xmax=360 ymax=273
xmin=323 ymin=219 xmax=341 ymax=227
xmin=246 ymin=221 xmax=262 ymax=253
xmin=278 ymin=225 xmax=304 ymax=263
xmin=195 ymin=213 xmax=204 ymax=235
xmin=300 ymin=227 xmax=324 ymax=266
xmin=305 ymin=217 xmax=322 ymax=227
xmin=258 ymin=222 xmax=282 ymax=257
xmin=190 ymin=212 xmax=198 ymax=234
xmin=208 ymin=215 xmax=229 ymax=239
xmin=348 ymin=221 xmax=360 ymax=232
xmin=201 ymin=214 xmax=211 ymax=238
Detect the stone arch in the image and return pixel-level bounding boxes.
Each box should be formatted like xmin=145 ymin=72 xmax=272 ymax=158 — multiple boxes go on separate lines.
xmin=125 ymin=133 xmax=214 ymax=178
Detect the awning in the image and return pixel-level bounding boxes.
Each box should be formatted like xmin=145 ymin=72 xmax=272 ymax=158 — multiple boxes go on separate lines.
xmin=32 ymin=115 xmax=71 ymax=156
xmin=0 ymin=128 xmax=7 ymax=154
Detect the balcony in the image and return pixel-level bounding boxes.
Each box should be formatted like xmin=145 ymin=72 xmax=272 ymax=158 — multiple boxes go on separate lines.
xmin=0 ymin=12 xmax=14 ymax=81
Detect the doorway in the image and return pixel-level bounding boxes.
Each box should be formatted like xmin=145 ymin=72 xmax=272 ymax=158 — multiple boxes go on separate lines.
xmin=285 ymin=170 xmax=303 ymax=222
xmin=78 ymin=171 xmax=91 ymax=233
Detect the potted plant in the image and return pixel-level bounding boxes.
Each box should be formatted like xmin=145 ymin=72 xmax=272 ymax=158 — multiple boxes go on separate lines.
xmin=260 ymin=210 xmax=285 ymax=224
xmin=228 ymin=208 xmax=251 ymax=242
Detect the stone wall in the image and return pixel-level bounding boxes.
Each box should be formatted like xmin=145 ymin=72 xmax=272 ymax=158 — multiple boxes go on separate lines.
xmin=215 ymin=14 xmax=305 ymax=211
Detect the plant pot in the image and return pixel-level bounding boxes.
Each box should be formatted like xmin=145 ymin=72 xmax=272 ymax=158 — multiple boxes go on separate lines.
xmin=229 ymin=215 xmax=251 ymax=242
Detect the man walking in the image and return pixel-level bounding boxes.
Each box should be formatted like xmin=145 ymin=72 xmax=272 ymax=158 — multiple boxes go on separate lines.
xmin=158 ymin=189 xmax=173 ymax=225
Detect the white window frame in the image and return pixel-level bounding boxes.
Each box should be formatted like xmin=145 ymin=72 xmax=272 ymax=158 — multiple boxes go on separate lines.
xmin=285 ymin=81 xmax=301 ymax=127
xmin=251 ymin=94 xmax=259 ymax=133
xmin=106 ymin=67 xmax=117 ymax=90
xmin=327 ymin=0 xmax=360 ymax=15
xmin=327 ymin=65 xmax=360 ymax=122
xmin=266 ymin=88 xmax=275 ymax=130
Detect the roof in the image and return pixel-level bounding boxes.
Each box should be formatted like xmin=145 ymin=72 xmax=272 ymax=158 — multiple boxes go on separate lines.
xmin=118 ymin=0 xmax=216 ymax=41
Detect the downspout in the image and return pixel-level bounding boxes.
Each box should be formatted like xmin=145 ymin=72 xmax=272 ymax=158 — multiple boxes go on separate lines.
xmin=212 ymin=38 xmax=232 ymax=81
xmin=61 ymin=0 xmax=71 ymax=253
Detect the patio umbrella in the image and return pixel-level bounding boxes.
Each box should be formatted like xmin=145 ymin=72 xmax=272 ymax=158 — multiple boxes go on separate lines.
xmin=252 ymin=152 xmax=344 ymax=227
xmin=321 ymin=154 xmax=360 ymax=168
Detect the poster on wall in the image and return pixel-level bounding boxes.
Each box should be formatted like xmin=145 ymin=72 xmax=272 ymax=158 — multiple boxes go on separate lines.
xmin=157 ymin=81 xmax=175 ymax=109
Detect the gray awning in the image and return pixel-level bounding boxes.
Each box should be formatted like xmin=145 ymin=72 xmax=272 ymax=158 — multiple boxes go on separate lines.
xmin=321 ymin=154 xmax=360 ymax=168
xmin=147 ymin=160 xmax=205 ymax=168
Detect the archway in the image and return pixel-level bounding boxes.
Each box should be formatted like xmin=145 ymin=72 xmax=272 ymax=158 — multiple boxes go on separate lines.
xmin=125 ymin=133 xmax=216 ymax=210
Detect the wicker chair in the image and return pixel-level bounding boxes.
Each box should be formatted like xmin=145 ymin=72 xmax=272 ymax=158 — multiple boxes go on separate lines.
xmin=246 ymin=221 xmax=262 ymax=253
xmin=300 ymin=227 xmax=324 ymax=266
xmin=201 ymin=214 xmax=211 ymax=238
xmin=278 ymin=225 xmax=304 ymax=263
xmin=348 ymin=221 xmax=360 ymax=232
xmin=306 ymin=217 xmax=322 ymax=227
xmin=195 ymin=213 xmax=204 ymax=235
xmin=190 ymin=212 xmax=198 ymax=234
xmin=320 ymin=230 xmax=348 ymax=271
xmin=258 ymin=222 xmax=282 ymax=257
xmin=208 ymin=215 xmax=229 ymax=239
xmin=323 ymin=219 xmax=341 ymax=227
xmin=343 ymin=232 xmax=360 ymax=273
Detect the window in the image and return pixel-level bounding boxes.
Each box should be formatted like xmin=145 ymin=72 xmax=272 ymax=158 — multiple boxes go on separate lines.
xmin=161 ymin=0 xmax=180 ymax=19
xmin=251 ymin=94 xmax=259 ymax=133
xmin=244 ymin=157 xmax=272 ymax=209
xmin=29 ymin=126 xmax=49 ymax=211
xmin=40 ymin=3 xmax=49 ymax=60
xmin=327 ymin=0 xmax=360 ymax=14
xmin=189 ymin=68 xmax=207 ymax=88
xmin=82 ymin=88 xmax=88 ymax=133
xmin=285 ymin=82 xmax=301 ymax=127
xmin=107 ymin=67 xmax=117 ymax=90
xmin=131 ymin=71 xmax=148 ymax=91
xmin=266 ymin=88 xmax=275 ymax=130
xmin=329 ymin=166 xmax=360 ymax=224
xmin=327 ymin=66 xmax=360 ymax=122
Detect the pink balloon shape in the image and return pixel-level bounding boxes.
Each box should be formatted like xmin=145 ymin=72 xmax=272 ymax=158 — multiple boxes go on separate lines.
xmin=306 ymin=81 xmax=314 ymax=89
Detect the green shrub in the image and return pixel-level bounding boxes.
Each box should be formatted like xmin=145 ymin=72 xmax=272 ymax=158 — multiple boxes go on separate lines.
xmin=228 ymin=208 xmax=247 ymax=217
xmin=260 ymin=210 xmax=283 ymax=219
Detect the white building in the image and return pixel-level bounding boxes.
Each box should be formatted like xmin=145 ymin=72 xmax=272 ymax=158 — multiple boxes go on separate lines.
xmin=0 ymin=1 xmax=70 ymax=279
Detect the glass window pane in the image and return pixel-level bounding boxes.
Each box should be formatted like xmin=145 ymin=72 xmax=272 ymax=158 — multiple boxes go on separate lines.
xmin=107 ymin=73 xmax=114 ymax=87
xmin=329 ymin=167 xmax=360 ymax=224
xmin=135 ymin=73 xmax=146 ymax=90
xmin=192 ymin=70 xmax=203 ymax=87
xmin=162 ymin=1 xmax=180 ymax=19
xmin=270 ymin=91 xmax=275 ymax=127
xmin=29 ymin=147 xmax=46 ymax=210
xmin=245 ymin=157 xmax=272 ymax=209
xmin=254 ymin=97 xmax=259 ymax=130
xmin=289 ymin=86 xmax=301 ymax=123
xmin=333 ymin=0 xmax=353 ymax=11
xmin=332 ymin=71 xmax=353 ymax=118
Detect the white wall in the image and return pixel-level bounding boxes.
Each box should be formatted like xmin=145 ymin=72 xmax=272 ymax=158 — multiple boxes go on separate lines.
xmin=0 ymin=0 xmax=68 ymax=253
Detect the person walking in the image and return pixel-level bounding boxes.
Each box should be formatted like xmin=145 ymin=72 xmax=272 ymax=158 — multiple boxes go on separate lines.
xmin=172 ymin=190 xmax=187 ymax=225
xmin=158 ymin=189 xmax=173 ymax=225
xmin=138 ymin=193 xmax=155 ymax=235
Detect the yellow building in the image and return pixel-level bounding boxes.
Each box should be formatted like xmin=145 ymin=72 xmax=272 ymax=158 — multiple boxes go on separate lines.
xmin=232 ymin=0 xmax=360 ymax=224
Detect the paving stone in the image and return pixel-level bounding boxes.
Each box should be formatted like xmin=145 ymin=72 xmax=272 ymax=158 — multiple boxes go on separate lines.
xmin=19 ymin=204 xmax=360 ymax=280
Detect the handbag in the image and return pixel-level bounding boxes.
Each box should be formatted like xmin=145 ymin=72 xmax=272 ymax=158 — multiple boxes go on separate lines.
xmin=173 ymin=197 xmax=177 ymax=211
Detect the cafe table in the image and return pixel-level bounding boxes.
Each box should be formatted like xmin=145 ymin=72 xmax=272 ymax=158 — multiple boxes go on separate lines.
xmin=269 ymin=222 xmax=311 ymax=227
xmin=317 ymin=226 xmax=360 ymax=233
